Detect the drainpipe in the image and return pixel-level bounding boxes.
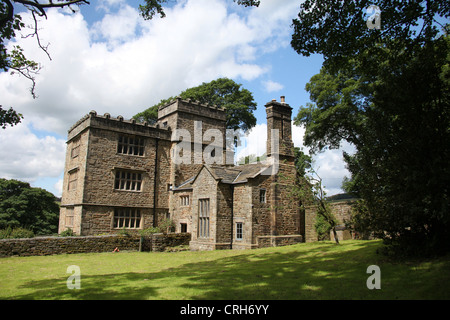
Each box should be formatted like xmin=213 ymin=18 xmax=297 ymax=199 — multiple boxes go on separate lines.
xmin=230 ymin=184 xmax=234 ymax=249
xmin=153 ymin=138 xmax=159 ymax=227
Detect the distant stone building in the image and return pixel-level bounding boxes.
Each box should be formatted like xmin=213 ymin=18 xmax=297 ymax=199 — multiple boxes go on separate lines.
xmin=59 ymin=96 xmax=308 ymax=250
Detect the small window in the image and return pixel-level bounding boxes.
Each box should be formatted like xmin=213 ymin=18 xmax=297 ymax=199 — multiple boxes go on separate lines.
xmin=114 ymin=170 xmax=143 ymax=191
xmin=71 ymin=138 xmax=80 ymax=158
xmin=198 ymin=199 xmax=210 ymax=238
xmin=180 ymin=195 xmax=190 ymax=206
xmin=260 ymin=189 xmax=266 ymax=203
xmin=113 ymin=208 xmax=141 ymax=229
xmin=118 ymin=135 xmax=144 ymax=156
xmin=236 ymin=222 xmax=243 ymax=240
xmin=68 ymin=169 xmax=78 ymax=191
xmin=180 ymin=223 xmax=187 ymax=233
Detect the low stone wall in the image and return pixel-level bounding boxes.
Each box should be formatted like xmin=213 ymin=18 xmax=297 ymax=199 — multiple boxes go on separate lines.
xmin=256 ymin=235 xmax=303 ymax=248
xmin=0 ymin=233 xmax=192 ymax=257
xmin=150 ymin=233 xmax=191 ymax=252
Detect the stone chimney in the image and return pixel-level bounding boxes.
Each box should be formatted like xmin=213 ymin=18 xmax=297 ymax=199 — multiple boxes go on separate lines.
xmin=265 ymin=96 xmax=294 ymax=161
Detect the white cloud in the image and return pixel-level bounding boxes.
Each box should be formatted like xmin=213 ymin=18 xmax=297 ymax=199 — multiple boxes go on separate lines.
xmin=53 ymin=177 xmax=64 ymax=198
xmin=0 ymin=0 xmax=305 ymax=193
xmin=91 ymin=4 xmax=140 ymax=45
xmin=1 ymin=0 xmax=300 ymax=136
xmin=236 ymin=123 xmax=308 ymax=159
xmin=263 ymin=80 xmax=284 ymax=93
xmin=312 ymin=142 xmax=355 ymax=196
xmin=235 ymin=124 xmax=268 ymax=161
xmin=0 ymin=120 xmax=66 ymax=184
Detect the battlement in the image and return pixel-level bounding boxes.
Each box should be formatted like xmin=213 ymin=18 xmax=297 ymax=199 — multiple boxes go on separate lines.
xmin=158 ymin=96 xmax=227 ymax=123
xmin=67 ymin=110 xmax=172 ymax=142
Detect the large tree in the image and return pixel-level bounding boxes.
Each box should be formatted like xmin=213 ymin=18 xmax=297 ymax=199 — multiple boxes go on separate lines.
xmin=134 ymin=77 xmax=257 ymax=132
xmin=292 ymin=1 xmax=450 ymax=257
xmin=0 ymin=178 xmax=60 ymax=235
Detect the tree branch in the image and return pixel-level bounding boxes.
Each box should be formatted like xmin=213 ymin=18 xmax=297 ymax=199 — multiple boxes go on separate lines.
xmin=0 ymin=0 xmax=15 ymax=30
xmin=22 ymin=11 xmax=52 ymax=61
xmin=14 ymin=0 xmax=90 ymax=11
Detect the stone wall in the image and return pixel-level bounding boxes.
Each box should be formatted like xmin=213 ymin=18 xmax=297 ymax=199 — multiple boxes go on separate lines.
xmin=256 ymin=235 xmax=303 ymax=248
xmin=304 ymin=200 xmax=356 ymax=242
xmin=150 ymin=233 xmax=191 ymax=252
xmin=0 ymin=233 xmax=191 ymax=257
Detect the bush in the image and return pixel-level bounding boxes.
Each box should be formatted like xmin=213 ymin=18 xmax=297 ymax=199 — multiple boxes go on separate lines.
xmin=0 ymin=227 xmax=34 ymax=239
xmin=139 ymin=226 xmax=161 ymax=236
xmin=59 ymin=228 xmax=75 ymax=237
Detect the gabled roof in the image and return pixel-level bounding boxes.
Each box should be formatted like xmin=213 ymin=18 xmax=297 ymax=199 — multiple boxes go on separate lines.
xmin=173 ymin=161 xmax=273 ymax=190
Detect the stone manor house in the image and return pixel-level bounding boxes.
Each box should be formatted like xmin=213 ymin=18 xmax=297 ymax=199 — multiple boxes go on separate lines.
xmin=59 ymin=96 xmax=325 ymax=250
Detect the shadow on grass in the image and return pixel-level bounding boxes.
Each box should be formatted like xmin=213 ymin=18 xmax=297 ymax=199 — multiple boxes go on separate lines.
xmin=9 ymin=241 xmax=448 ymax=300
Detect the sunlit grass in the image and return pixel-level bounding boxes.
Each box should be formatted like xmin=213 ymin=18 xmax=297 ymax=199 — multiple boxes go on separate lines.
xmin=0 ymin=240 xmax=449 ymax=300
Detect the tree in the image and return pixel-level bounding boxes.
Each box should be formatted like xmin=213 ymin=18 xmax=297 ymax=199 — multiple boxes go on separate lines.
xmin=134 ymin=78 xmax=257 ymax=132
xmin=0 ymin=105 xmax=23 ymax=129
xmin=0 ymin=178 xmax=60 ymax=235
xmin=282 ymin=147 xmax=339 ymax=243
xmin=291 ymin=0 xmax=449 ymax=75
xmin=292 ymin=0 xmax=450 ymax=256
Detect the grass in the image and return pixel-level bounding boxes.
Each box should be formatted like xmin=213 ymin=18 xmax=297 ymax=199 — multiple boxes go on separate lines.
xmin=0 ymin=240 xmax=449 ymax=300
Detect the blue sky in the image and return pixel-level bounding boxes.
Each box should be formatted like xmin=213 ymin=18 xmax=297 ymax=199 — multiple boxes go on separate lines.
xmin=0 ymin=0 xmax=354 ymax=197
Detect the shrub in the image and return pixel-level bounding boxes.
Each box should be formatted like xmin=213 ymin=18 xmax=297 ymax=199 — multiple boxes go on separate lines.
xmin=0 ymin=227 xmax=34 ymax=239
xmin=139 ymin=226 xmax=161 ymax=236
xmin=59 ymin=228 xmax=75 ymax=237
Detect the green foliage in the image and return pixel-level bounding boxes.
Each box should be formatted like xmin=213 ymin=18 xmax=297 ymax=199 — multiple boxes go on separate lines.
xmin=59 ymin=228 xmax=75 ymax=237
xmin=133 ymin=98 xmax=170 ymax=125
xmin=118 ymin=227 xmax=132 ymax=236
xmin=0 ymin=105 xmax=23 ymax=129
xmin=0 ymin=226 xmax=34 ymax=239
xmin=158 ymin=218 xmax=175 ymax=234
xmin=314 ymin=213 xmax=331 ymax=241
xmin=293 ymin=0 xmax=450 ymax=256
xmin=139 ymin=226 xmax=161 ymax=236
xmin=134 ymin=78 xmax=257 ymax=132
xmin=291 ymin=0 xmax=449 ymax=74
xmin=0 ymin=178 xmax=60 ymax=235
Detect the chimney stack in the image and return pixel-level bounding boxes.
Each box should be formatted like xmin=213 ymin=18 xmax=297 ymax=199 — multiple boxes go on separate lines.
xmin=265 ymin=96 xmax=294 ymax=160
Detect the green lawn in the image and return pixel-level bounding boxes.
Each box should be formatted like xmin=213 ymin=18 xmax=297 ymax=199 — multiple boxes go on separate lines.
xmin=0 ymin=240 xmax=449 ymax=300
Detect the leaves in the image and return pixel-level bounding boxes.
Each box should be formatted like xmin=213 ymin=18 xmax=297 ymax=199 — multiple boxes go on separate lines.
xmin=291 ymin=0 xmax=449 ymax=73
xmin=0 ymin=105 xmax=23 ymax=129
xmin=293 ymin=0 xmax=450 ymax=255
xmin=0 ymin=178 xmax=60 ymax=235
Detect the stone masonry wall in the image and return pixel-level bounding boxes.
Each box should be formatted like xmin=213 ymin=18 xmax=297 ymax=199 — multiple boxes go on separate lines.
xmin=0 ymin=233 xmax=191 ymax=257
xmin=304 ymin=200 xmax=356 ymax=242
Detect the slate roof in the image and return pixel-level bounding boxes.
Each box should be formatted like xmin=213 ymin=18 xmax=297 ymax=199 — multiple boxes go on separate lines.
xmin=172 ymin=161 xmax=273 ymax=191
